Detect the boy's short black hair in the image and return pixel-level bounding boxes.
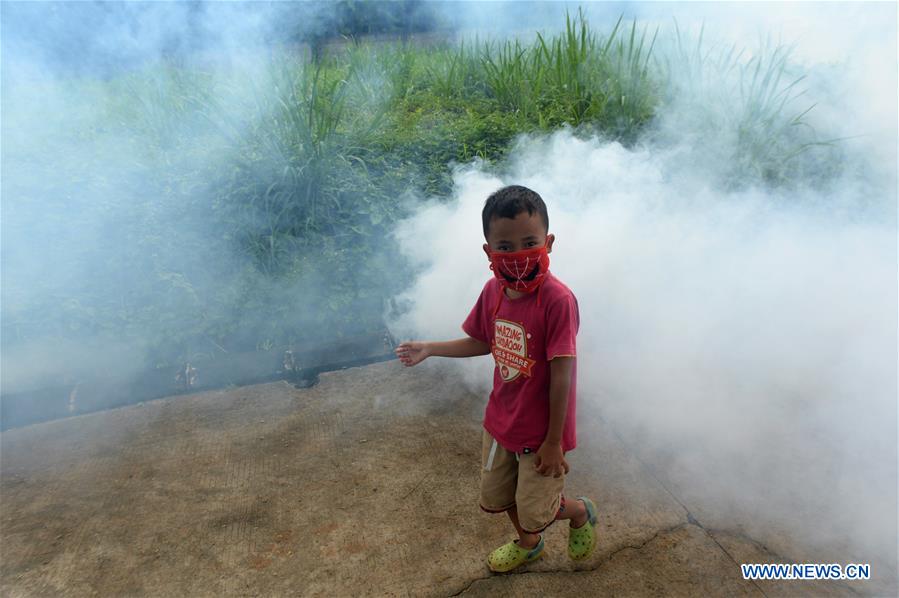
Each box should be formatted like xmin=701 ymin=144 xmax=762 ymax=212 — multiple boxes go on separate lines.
xmin=482 ymin=185 xmax=549 ymax=239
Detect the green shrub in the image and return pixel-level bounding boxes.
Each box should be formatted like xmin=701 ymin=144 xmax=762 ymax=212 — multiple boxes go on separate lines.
xmin=3 ymin=9 xmax=836 ymax=369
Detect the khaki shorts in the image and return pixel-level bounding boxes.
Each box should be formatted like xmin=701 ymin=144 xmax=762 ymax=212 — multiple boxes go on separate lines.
xmin=478 ymin=428 xmax=566 ymax=533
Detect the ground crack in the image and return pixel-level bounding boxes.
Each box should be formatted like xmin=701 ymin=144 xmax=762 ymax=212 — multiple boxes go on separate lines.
xmin=448 ymin=521 xmax=692 ymax=597
xmin=598 ymin=414 xmax=772 ymax=598
xmin=401 ymin=474 xmax=430 ymax=500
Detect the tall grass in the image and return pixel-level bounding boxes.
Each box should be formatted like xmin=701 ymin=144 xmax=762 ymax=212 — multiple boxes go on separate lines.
xmin=4 ymin=10 xmax=838 ymax=365
xmin=424 ymin=40 xmax=483 ymax=99
xmin=657 ymin=23 xmax=840 ymax=186
xmin=476 ymin=10 xmax=657 ymax=133
xmin=186 ymin=53 xmax=385 ymax=281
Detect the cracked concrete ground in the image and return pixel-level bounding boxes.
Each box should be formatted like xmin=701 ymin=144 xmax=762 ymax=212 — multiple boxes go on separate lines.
xmin=0 ymin=360 xmax=887 ymax=596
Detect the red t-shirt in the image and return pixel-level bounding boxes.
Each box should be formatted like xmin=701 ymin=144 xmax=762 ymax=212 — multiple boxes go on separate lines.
xmin=462 ymin=270 xmax=579 ymax=453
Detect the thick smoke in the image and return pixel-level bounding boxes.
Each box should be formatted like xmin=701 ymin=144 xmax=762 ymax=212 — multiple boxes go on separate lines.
xmin=2 ymin=0 xmax=896 ymax=581
xmin=1 ymin=2 xmax=410 ymax=397
xmin=387 ymin=1 xmax=897 ymax=581
xmin=2 ymin=2 xmax=272 ymax=394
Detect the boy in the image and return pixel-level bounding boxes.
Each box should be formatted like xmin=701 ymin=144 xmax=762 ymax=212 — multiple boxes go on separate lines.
xmin=395 ymin=185 xmax=597 ymax=573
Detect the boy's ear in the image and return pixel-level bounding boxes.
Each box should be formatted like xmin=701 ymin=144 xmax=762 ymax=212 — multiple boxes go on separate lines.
xmin=482 ymin=243 xmax=491 ymax=257
xmin=545 ymin=233 xmax=555 ymax=253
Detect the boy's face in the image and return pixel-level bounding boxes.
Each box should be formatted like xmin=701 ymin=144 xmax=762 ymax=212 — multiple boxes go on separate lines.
xmin=482 ymin=211 xmax=555 ymax=256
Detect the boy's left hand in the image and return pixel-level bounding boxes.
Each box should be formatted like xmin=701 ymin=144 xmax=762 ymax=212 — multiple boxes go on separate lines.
xmin=534 ymin=441 xmax=569 ymax=478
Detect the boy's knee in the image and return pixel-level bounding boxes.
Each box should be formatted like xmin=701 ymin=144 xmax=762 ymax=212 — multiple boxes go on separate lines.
xmin=517 ymin=493 xmax=563 ymax=533
xmin=516 ymin=455 xmax=565 ymax=531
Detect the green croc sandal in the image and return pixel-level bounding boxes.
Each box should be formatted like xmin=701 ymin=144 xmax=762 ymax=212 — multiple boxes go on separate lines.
xmin=568 ymin=496 xmax=598 ymax=560
xmin=487 ymin=535 xmax=545 ymax=573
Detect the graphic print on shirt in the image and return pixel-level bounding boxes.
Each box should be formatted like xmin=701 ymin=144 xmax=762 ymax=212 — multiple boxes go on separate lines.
xmin=492 ymin=318 xmax=537 ymax=382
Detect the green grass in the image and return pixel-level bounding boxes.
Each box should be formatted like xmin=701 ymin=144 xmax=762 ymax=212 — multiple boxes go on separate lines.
xmin=655 ymin=23 xmax=841 ymax=187
xmin=478 ymin=11 xmax=658 ymax=134
xmin=3 ymin=10 xmax=839 ymax=368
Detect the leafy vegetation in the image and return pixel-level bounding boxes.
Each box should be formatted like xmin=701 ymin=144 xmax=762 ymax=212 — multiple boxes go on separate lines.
xmin=654 ymin=23 xmax=840 ymax=187
xmin=3 ymin=10 xmax=835 ymax=371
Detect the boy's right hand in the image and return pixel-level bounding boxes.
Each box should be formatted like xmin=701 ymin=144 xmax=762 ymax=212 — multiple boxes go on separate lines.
xmin=395 ymin=341 xmax=429 ymax=367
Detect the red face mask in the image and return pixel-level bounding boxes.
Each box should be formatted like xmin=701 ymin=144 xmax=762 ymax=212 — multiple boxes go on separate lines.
xmin=488 ymin=243 xmax=550 ymax=293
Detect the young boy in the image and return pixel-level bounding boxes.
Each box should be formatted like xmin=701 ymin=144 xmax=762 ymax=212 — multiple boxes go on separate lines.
xmin=395 ymin=185 xmax=597 ymax=573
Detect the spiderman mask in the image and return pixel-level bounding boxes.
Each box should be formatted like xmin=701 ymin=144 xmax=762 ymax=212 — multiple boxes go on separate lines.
xmin=487 ymin=243 xmax=550 ymax=293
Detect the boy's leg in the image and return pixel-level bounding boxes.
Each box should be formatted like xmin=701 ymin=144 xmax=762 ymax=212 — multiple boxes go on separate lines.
xmin=479 ymin=430 xmax=518 ymax=515
xmin=505 ymin=505 xmax=541 ymax=549
xmin=553 ymin=495 xmax=589 ymax=528
xmin=514 ymin=453 xmax=568 ymax=536
xmin=480 ymin=431 xmax=549 ymax=570
xmin=513 ymin=450 xmax=598 ymax=562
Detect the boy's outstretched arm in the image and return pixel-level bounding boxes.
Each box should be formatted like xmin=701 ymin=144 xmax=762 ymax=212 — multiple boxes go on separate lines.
xmin=395 ymin=336 xmax=491 ymax=367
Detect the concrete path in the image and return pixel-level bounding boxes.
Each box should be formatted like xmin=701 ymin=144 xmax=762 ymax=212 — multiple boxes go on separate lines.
xmin=0 ymin=360 xmax=879 ymax=596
